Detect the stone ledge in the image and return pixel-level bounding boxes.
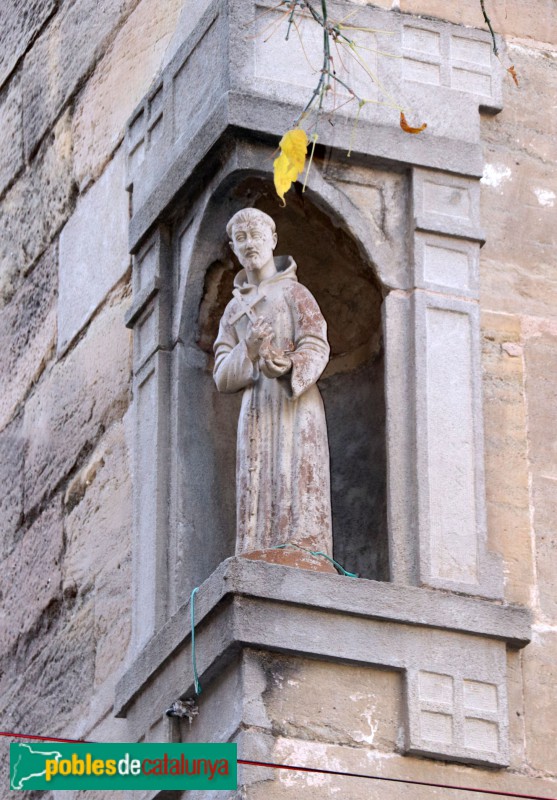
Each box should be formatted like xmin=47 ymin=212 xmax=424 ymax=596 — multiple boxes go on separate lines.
xmin=115 ymin=557 xmax=531 ymax=719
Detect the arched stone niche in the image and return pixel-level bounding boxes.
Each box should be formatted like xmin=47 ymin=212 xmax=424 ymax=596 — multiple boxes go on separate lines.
xmin=191 ymin=176 xmax=388 ymax=580
xmin=116 ymin=4 xmax=529 ymax=770
xmin=125 ymin=134 xmax=506 ymax=647
xmin=172 ymin=173 xmax=388 ymax=593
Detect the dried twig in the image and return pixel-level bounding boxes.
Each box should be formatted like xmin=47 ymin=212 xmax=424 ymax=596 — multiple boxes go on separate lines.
xmin=480 ymin=0 xmax=498 ymax=55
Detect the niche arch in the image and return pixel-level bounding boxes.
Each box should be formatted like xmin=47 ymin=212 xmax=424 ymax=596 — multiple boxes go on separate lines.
xmin=173 ymin=168 xmax=389 ymax=593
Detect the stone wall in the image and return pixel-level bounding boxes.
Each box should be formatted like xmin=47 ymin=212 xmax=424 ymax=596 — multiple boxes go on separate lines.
xmin=0 ymin=0 xmax=556 ymax=798
xmin=479 ymin=3 xmax=557 ymax=781
xmin=0 ymin=0 xmax=195 ymax=790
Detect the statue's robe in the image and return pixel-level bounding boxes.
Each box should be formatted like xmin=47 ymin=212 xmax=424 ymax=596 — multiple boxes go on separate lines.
xmin=214 ymin=257 xmax=332 ymax=555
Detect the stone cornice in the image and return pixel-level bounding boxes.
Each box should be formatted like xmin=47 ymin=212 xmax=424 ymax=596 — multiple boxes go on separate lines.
xmin=115 ymin=557 xmax=531 ymax=719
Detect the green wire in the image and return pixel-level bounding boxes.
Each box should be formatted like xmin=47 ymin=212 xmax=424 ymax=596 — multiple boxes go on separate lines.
xmin=190 ymin=544 xmax=357 ymax=696
xmin=272 ymin=542 xmax=359 ymax=578
xmin=190 ymin=586 xmax=202 ymax=696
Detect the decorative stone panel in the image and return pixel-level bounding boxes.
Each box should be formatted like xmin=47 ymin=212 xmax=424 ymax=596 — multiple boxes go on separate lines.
xmin=402 ymin=21 xmax=499 ymax=103
xmin=412 ymin=168 xmax=483 ymax=243
xmin=412 ymin=291 xmax=501 ymax=597
xmin=403 ymin=167 xmax=502 ymax=598
xmin=413 ymin=232 xmax=479 ymax=298
xmin=407 ymin=667 xmax=508 ymax=766
xmin=124 ymin=228 xmax=173 ymax=648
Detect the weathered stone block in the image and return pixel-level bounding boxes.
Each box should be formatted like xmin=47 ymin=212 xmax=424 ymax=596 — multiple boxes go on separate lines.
xmin=481 ymin=311 xmax=533 ymax=605
xmin=0 ymin=110 xmax=74 ymax=310
xmin=0 ymin=0 xmax=56 ymax=90
xmin=0 ymin=75 xmax=23 ymax=197
xmin=259 ymin=653 xmax=401 ymax=752
xmin=0 ymin=418 xmax=24 ymax=559
xmin=58 ymin=150 xmax=129 ymax=355
xmin=93 ymin=553 xmax=132 ymax=687
xmin=73 ymin=0 xmax=184 ymax=188
xmin=523 ymin=326 xmax=557 ymax=621
xmin=0 ymin=599 xmax=95 ymax=738
xmin=532 ymin=475 xmax=557 ymax=622
xmin=413 ymin=232 xmax=479 ymax=298
xmin=131 ymin=349 xmax=172 ymax=648
xmin=75 ymin=701 xmax=131 ymax=758
xmin=482 ymin=42 xmax=557 ymax=168
xmin=329 ymin=165 xmax=409 ymax=290
xmin=487 ymin=0 xmax=557 ymax=45
xmin=243 ymin=742 xmax=557 ymax=800
xmin=0 ymin=498 xmax=63 ymax=656
xmin=0 ymin=242 xmax=57 ymax=432
xmin=62 ymin=418 xmax=132 ymax=679
xmin=159 ymin=0 xmax=218 ymax=72
xmin=22 ymin=0 xmax=140 ymax=157
xmin=481 ymin=148 xmax=557 ymax=317
xmin=506 ymin=651 xmax=526 ymax=769
xmin=22 ymin=290 xmax=131 ymax=516
xmin=524 ymin=327 xmax=557 ymax=474
xmin=412 ymin=168 xmax=482 ymax=241
xmin=523 ymin=631 xmax=557 ymax=773
xmin=410 ymin=289 xmax=501 ymax=598
xmin=64 ymin=417 xmax=131 ymax=594
xmin=178 ymin=657 xmax=244 ymax=749
xmin=406 ymin=654 xmax=509 ymax=767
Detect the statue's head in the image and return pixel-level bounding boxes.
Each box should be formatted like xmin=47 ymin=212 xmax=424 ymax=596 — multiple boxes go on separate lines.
xmin=227 ymin=208 xmax=277 ymax=274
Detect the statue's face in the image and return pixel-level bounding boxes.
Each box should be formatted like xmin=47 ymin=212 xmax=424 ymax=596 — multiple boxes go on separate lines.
xmin=230 ymin=222 xmax=277 ymax=273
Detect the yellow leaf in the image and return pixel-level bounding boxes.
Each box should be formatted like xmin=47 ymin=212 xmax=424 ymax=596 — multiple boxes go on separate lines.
xmin=273 ymin=128 xmax=308 ymax=204
xmin=280 ymin=128 xmax=308 ymax=172
xmin=273 ymin=152 xmax=297 ymax=204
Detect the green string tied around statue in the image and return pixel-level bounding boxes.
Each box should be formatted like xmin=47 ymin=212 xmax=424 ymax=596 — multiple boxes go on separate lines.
xmin=272 ymin=541 xmax=359 ymax=578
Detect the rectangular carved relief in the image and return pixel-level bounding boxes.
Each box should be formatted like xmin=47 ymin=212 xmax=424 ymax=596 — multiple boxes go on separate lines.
xmin=133 ymin=354 xmax=171 ymax=647
xmin=409 ymin=164 xmax=502 ymax=599
xmin=403 ymin=21 xmax=498 ymax=105
xmin=418 ymin=235 xmax=478 ymax=295
xmin=412 ymin=169 xmax=483 ymax=241
xmin=425 ymin=305 xmax=478 ymax=585
xmin=407 ymin=667 xmax=507 ymax=765
xmin=253 ymin=3 xmax=379 ymax=107
xmin=412 ymin=290 xmax=501 ymax=596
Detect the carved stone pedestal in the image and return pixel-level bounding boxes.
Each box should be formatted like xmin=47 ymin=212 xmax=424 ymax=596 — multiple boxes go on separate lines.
xmin=240 ymin=549 xmax=338 ymax=574
xmin=115 ymin=559 xmax=530 ymax=798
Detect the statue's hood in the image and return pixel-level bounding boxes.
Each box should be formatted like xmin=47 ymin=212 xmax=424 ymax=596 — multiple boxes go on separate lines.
xmin=234 ymin=256 xmax=298 ymax=292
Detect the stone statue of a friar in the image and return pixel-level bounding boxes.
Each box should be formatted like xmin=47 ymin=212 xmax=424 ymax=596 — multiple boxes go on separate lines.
xmin=213 ymin=208 xmax=333 ymax=569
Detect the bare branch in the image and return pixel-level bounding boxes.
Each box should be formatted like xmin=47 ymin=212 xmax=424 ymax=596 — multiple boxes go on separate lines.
xmin=480 ymin=0 xmax=498 ymax=55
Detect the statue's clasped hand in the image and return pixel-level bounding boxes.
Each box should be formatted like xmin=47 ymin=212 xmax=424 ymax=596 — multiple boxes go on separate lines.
xmin=245 ymin=316 xmax=273 ymax=360
xmin=245 ymin=316 xmax=292 ymax=378
xmin=260 ymin=348 xmax=292 ymax=378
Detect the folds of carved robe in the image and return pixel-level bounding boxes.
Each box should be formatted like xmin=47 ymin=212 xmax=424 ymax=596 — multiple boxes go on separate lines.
xmin=213 ymin=258 xmax=332 ymax=555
